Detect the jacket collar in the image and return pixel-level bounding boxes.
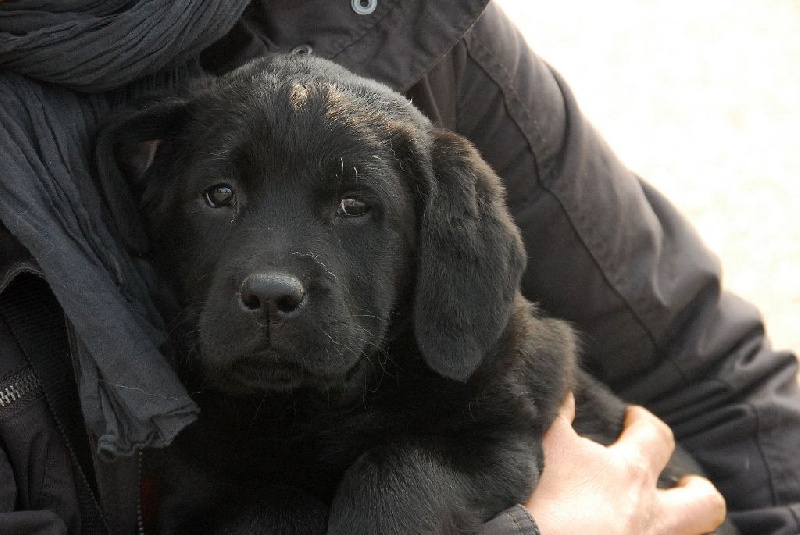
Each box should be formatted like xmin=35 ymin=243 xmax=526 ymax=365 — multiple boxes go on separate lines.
xmin=244 ymin=0 xmax=489 ymax=92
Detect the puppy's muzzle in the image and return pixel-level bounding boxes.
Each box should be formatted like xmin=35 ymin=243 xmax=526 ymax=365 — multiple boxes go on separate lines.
xmin=239 ymin=272 xmax=306 ymax=318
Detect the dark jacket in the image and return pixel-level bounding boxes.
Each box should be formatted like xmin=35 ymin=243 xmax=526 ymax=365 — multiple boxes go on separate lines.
xmin=1 ymin=1 xmax=798 ymax=534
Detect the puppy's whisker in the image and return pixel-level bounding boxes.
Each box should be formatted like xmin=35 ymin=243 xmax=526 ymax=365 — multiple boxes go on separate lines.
xmin=349 ymin=314 xmax=384 ymax=320
xmin=246 ymin=396 xmax=267 ymax=435
xmin=290 ymin=251 xmax=337 ymax=280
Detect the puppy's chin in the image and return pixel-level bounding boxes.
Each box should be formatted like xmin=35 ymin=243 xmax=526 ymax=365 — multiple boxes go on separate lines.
xmin=208 ymin=359 xmax=310 ymax=395
xmin=204 ymin=355 xmax=375 ymax=398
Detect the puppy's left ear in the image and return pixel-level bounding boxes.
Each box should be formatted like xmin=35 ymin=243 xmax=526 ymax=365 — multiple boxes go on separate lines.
xmin=94 ymin=97 xmax=190 ymax=254
xmin=413 ymin=130 xmax=526 ymax=381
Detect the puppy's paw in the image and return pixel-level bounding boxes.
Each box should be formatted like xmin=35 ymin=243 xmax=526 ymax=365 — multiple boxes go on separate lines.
xmin=162 ymin=484 xmax=328 ymax=535
xmin=327 ymin=446 xmax=482 ymax=535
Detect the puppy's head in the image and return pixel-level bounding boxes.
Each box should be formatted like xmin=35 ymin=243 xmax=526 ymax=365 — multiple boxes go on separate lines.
xmin=96 ymin=55 xmax=525 ymax=395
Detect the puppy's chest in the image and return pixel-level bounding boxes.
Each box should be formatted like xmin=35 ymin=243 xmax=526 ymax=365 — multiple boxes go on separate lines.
xmin=179 ymin=382 xmax=496 ymax=496
xmin=181 ymin=395 xmax=420 ymax=494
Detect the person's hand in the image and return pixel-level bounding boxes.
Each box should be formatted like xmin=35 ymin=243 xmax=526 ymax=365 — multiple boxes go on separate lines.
xmin=526 ymin=394 xmax=726 ymax=535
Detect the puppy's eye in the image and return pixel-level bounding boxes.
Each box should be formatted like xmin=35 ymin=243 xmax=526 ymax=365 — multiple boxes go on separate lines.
xmin=204 ymin=183 xmax=235 ymax=207
xmin=337 ymin=197 xmax=369 ymax=217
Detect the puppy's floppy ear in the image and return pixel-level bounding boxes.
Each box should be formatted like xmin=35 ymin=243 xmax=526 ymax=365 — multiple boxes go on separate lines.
xmin=94 ymin=97 xmax=190 ymax=254
xmin=413 ymin=130 xmax=526 ymax=381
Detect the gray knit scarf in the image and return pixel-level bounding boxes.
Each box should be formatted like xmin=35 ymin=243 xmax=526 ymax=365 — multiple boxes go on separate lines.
xmin=0 ymin=0 xmax=250 ymax=457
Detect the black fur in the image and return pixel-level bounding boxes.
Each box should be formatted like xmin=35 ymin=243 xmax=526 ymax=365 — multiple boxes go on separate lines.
xmin=96 ymin=55 xmax=736 ymax=534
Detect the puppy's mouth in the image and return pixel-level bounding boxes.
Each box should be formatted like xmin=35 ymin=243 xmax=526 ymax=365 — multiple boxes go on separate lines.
xmin=211 ymin=354 xmax=368 ymax=396
xmin=219 ymin=357 xmax=309 ymax=393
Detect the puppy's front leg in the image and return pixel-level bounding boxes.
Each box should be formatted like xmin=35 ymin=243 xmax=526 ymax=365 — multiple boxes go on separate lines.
xmin=328 ymin=436 xmax=538 ymax=535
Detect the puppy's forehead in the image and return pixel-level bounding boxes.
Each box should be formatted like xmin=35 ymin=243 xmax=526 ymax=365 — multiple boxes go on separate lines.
xmin=275 ymin=76 xmax=414 ymax=131
xmin=285 ymin=80 xmax=371 ymax=125
xmin=288 ymin=82 xmax=310 ymax=109
xmin=283 ymin=79 xmax=362 ymax=123
xmin=202 ymin=71 xmax=420 ymax=176
xmin=287 ymin=81 xmax=320 ymax=111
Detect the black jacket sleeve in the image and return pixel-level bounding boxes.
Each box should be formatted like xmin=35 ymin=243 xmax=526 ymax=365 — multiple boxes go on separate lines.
xmin=424 ymin=3 xmax=800 ymax=533
xmin=480 ymin=505 xmax=540 ymax=535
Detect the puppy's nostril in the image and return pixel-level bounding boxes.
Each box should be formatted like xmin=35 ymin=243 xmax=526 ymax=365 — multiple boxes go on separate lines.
xmin=275 ymin=294 xmax=303 ymax=314
xmin=241 ymin=292 xmax=262 ymax=311
xmin=239 ymin=273 xmax=306 ymax=315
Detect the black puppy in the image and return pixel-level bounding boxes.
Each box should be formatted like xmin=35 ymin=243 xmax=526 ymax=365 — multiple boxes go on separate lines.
xmin=96 ymin=55 xmax=734 ymax=534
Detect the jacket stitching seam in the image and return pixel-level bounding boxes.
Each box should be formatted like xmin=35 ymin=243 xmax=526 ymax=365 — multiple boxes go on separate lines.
xmin=399 ymin=4 xmax=489 ymax=94
xmin=33 ymin=439 xmax=56 ymax=508
xmin=701 ymin=330 xmax=792 ymax=510
xmin=451 ymin=42 xmax=464 ymax=126
xmin=461 ymin=33 xmax=542 ymax=204
xmin=711 ymin=371 xmax=783 ymax=511
xmin=508 ymin=504 xmax=540 ymax=534
xmin=463 ymin=29 xmax=687 ymax=381
xmin=752 ymin=396 xmax=780 ymax=506
xmin=332 ymin=0 xmax=489 ymax=94
xmin=326 ymin=0 xmax=399 ymax=60
xmin=509 ymin=507 xmax=525 ymax=532
xmin=789 ymin=502 xmax=800 ymax=531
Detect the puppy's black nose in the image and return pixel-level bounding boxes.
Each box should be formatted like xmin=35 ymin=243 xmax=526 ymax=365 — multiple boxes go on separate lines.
xmin=239 ymin=273 xmax=306 ymax=316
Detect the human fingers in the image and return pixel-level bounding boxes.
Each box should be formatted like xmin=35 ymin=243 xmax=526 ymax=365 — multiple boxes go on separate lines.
xmin=537 ymin=393 xmax=577 ymax=459
xmin=656 ymin=476 xmax=727 ymax=534
xmin=542 ymin=393 xmax=584 ymax=460
xmin=540 ymin=402 xmax=581 ymax=461
xmin=611 ymin=405 xmax=675 ymax=477
xmin=557 ymin=392 xmax=576 ymax=423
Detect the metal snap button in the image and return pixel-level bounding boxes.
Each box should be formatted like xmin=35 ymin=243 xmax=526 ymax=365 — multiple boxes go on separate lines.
xmin=291 ymin=44 xmax=314 ymax=55
xmin=351 ymin=0 xmax=377 ymax=15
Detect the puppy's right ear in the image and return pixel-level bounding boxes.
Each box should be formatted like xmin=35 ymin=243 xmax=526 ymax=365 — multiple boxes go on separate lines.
xmin=411 ymin=130 xmax=526 ymax=382
xmin=94 ymin=98 xmax=190 ymax=254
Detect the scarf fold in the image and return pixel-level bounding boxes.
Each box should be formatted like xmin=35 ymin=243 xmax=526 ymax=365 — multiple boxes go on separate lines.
xmin=0 ymin=0 xmax=250 ymax=457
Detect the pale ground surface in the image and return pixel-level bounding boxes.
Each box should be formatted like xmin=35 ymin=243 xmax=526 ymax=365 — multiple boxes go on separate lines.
xmin=495 ymin=0 xmax=800 ymax=362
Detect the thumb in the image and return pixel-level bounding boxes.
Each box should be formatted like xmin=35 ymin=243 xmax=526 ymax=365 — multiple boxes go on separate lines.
xmin=656 ymin=476 xmax=727 ymax=534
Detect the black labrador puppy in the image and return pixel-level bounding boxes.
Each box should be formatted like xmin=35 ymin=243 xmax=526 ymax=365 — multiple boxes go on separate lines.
xmin=96 ymin=55 xmax=735 ymax=534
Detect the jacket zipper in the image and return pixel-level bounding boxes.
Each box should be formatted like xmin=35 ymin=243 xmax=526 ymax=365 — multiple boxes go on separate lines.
xmin=0 ymin=366 xmax=42 ymax=409
xmin=1 ymin=277 xmax=111 ymax=533
xmin=137 ymin=450 xmax=146 ymax=535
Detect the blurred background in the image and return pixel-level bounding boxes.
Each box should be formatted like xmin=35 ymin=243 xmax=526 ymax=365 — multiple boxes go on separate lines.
xmin=496 ymin=0 xmax=800 ymax=359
